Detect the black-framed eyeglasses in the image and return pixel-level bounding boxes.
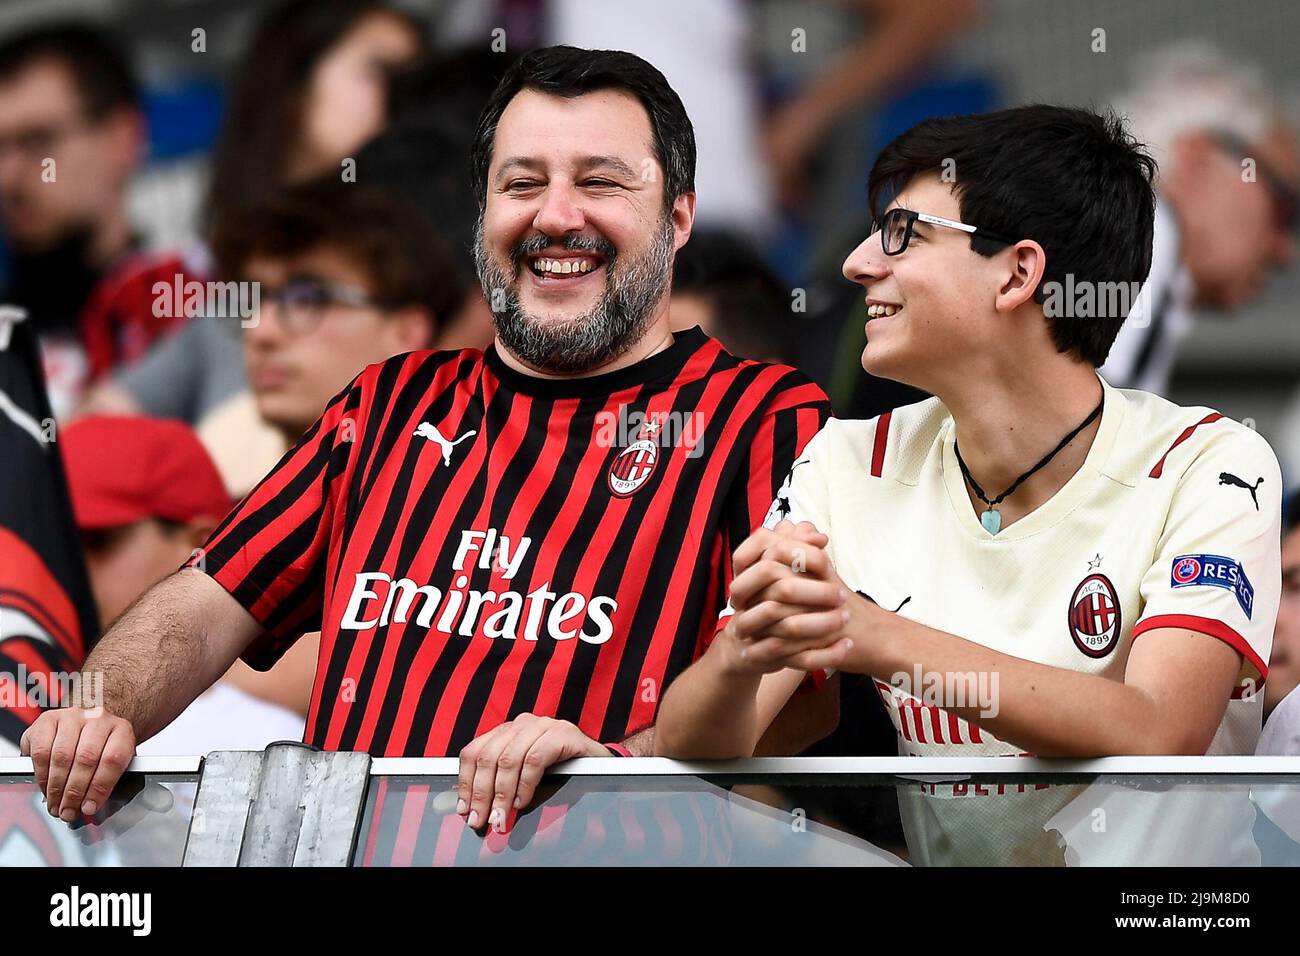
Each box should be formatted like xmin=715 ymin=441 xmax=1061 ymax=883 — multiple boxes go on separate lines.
xmin=258 ymin=277 xmax=383 ymax=336
xmin=870 ymin=207 xmax=1018 ymax=256
xmin=1212 ymin=132 xmax=1299 ymax=233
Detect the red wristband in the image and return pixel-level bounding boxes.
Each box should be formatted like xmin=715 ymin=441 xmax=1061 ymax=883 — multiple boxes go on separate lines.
xmin=604 ymin=742 xmax=632 ymax=757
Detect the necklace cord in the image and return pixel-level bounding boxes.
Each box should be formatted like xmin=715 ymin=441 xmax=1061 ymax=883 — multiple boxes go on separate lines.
xmin=954 ymin=395 xmax=1105 ymax=508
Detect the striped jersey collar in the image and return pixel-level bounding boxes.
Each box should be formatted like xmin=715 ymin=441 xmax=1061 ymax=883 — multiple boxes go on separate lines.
xmin=483 ymin=326 xmax=711 ymax=399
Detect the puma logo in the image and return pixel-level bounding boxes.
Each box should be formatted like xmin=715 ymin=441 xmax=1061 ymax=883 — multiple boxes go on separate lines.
xmin=414 ymin=422 xmax=477 ymax=465
xmin=1219 ymin=472 xmax=1263 ymax=510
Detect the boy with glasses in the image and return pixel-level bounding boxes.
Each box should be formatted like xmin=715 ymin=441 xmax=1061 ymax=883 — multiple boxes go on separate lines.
xmin=214 ymin=179 xmax=466 ymax=445
xmin=656 ymin=105 xmax=1283 ymax=863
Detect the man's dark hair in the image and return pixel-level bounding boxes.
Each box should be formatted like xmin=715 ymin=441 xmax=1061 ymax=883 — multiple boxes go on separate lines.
xmin=470 ymin=45 xmax=695 ymax=212
xmin=212 ymin=178 xmax=465 ymax=336
xmin=868 ymin=105 xmax=1157 ymax=367
xmin=673 ymin=228 xmax=795 ymax=364
xmin=0 ymin=21 xmax=139 ymax=119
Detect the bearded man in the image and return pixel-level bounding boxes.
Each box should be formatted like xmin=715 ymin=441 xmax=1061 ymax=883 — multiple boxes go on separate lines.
xmin=23 ymin=47 xmax=832 ymax=836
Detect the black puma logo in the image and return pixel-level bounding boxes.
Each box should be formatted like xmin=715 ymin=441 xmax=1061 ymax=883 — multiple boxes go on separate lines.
xmin=1219 ymin=472 xmax=1263 ymax=510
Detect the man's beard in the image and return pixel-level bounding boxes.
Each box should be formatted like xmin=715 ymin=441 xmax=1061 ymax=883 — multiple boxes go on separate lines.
xmin=473 ymin=214 xmax=676 ymax=374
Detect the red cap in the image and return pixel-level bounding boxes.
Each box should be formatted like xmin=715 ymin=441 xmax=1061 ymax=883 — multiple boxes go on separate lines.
xmin=61 ymin=416 xmax=233 ymax=530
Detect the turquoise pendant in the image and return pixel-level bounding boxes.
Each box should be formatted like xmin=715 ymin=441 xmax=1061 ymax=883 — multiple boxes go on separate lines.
xmin=980 ymin=508 xmax=1002 ymax=535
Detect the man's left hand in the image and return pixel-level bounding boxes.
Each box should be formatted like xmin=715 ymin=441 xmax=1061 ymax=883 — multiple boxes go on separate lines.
xmin=456 ymin=714 xmax=607 ymax=832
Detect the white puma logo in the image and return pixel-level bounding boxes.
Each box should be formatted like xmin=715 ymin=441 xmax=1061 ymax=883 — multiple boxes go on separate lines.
xmin=414 ymin=422 xmax=477 ymax=465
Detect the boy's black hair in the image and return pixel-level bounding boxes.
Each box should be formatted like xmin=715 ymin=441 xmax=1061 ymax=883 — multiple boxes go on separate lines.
xmin=868 ymin=105 xmax=1157 ymax=366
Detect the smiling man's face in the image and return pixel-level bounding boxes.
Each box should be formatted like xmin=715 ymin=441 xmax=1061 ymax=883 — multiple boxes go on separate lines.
xmin=476 ymin=87 xmax=691 ymax=374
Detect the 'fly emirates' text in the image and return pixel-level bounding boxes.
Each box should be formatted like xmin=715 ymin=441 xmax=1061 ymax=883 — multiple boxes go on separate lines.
xmin=339 ymin=529 xmax=618 ymax=644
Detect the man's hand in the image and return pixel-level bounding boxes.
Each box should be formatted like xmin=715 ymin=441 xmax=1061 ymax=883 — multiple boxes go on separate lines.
xmin=20 ymin=707 xmax=137 ymax=823
xmin=456 ymin=713 xmax=606 ymax=832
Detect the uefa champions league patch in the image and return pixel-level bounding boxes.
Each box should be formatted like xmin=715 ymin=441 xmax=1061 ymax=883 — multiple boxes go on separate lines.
xmin=1170 ymin=554 xmax=1254 ymax=619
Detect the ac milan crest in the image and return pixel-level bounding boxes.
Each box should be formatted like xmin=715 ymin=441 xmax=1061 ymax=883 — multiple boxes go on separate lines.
xmin=1068 ymin=573 xmax=1121 ymax=658
xmin=608 ymin=438 xmax=660 ymax=497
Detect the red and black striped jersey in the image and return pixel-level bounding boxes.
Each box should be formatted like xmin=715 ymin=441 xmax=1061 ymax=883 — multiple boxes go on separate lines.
xmin=189 ymin=327 xmax=830 ymax=755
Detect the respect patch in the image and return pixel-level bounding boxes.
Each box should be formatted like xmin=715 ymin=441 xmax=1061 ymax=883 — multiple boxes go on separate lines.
xmin=1170 ymin=554 xmax=1254 ymax=619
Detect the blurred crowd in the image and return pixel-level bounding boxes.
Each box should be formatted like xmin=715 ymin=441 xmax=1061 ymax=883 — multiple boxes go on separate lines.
xmin=2 ymin=0 xmax=1300 ymax=760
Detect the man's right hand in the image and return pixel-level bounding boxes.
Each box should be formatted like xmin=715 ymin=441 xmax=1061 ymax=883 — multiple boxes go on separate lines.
xmin=20 ymin=708 xmax=137 ymax=823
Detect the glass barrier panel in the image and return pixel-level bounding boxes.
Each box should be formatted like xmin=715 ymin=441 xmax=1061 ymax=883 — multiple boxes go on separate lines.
xmin=0 ymin=767 xmax=198 ymax=867
xmin=354 ymin=770 xmax=1300 ymax=866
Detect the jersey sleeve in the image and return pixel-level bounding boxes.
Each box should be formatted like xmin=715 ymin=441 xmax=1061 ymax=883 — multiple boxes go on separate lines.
xmin=182 ymin=373 xmax=369 ymax=670
xmin=755 ymin=420 xmax=835 ymax=540
xmin=706 ymin=388 xmax=832 ymax=661
xmin=1132 ymin=422 xmax=1282 ymax=690
xmin=730 ymin=391 xmax=832 ymax=543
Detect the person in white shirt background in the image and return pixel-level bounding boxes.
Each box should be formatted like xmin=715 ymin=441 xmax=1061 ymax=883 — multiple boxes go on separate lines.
xmin=1257 ymin=493 xmax=1300 ymax=755
xmin=1102 ymin=42 xmax=1298 ymax=396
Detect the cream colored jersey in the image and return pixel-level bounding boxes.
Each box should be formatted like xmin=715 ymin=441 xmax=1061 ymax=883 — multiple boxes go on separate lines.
xmin=747 ymin=375 xmax=1282 ymax=863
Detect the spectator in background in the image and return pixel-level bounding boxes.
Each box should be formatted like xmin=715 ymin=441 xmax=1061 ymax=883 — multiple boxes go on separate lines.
xmin=1258 ymin=495 xmax=1300 ymax=755
xmin=61 ymin=416 xmax=308 ymax=754
xmin=1103 ymin=43 xmax=1298 ymax=395
xmin=670 ymin=228 xmax=795 ymax=364
xmin=758 ymin=0 xmax=982 ymax=210
xmin=354 ymin=117 xmax=494 ymax=351
xmin=198 ymin=179 xmax=465 ymax=491
xmin=352 ymin=46 xmax=519 ymax=352
xmin=542 ymin=0 xmax=979 ymax=240
xmin=1269 ymin=498 xmax=1300 ymax=717
xmin=203 ymin=0 xmax=426 ymax=230
xmin=79 ymin=0 xmax=427 ymax=426
xmin=0 ymin=22 xmax=163 ymax=416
